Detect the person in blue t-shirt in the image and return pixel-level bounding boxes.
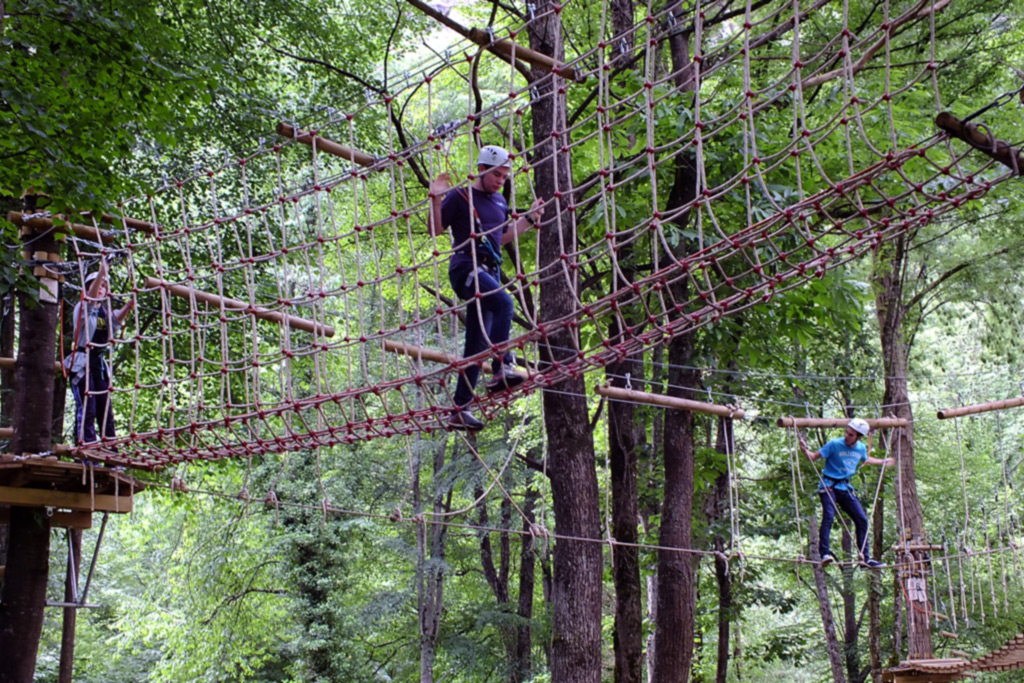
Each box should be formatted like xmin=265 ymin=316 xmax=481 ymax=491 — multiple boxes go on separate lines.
xmin=799 ymin=418 xmax=894 ymax=569
xmin=429 ymin=145 xmax=544 ymax=431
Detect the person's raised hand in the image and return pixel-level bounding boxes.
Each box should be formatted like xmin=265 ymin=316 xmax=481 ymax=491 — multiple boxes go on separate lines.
xmin=430 ymin=173 xmax=452 ymax=198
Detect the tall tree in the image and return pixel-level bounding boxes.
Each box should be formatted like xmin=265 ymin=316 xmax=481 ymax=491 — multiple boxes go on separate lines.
xmin=528 ymin=1 xmax=604 ymax=679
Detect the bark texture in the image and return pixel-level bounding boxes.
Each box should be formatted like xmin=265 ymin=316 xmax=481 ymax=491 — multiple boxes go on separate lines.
xmin=872 ymin=235 xmax=932 ymax=660
xmin=528 ymin=4 xmax=603 ymax=680
xmin=0 ymin=220 xmax=60 ymax=683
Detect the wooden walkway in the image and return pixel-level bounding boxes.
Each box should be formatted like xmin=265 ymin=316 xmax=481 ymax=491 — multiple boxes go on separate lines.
xmin=0 ymin=456 xmax=145 ymax=526
xmin=884 ymin=633 xmax=1024 ymax=681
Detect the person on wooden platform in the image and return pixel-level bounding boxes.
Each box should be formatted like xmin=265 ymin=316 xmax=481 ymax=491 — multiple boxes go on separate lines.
xmin=429 ymin=145 xmax=544 ymax=431
xmin=64 ymin=259 xmax=134 ymax=447
xmin=799 ymin=418 xmax=894 ymax=569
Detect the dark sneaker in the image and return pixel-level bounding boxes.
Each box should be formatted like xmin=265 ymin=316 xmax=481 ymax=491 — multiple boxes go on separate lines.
xmin=448 ymin=409 xmax=484 ymax=432
xmin=486 ymin=368 xmax=526 ymax=394
xmin=821 ymin=552 xmax=837 ymax=568
xmin=860 ymin=558 xmax=885 ymax=570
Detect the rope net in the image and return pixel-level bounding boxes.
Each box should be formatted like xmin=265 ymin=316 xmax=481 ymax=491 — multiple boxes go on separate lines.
xmin=66 ymin=0 xmax=1020 ymax=469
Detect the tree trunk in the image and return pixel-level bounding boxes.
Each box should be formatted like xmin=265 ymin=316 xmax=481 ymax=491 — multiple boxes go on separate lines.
xmin=841 ymin=530 xmax=861 ymax=682
xmin=872 ymin=236 xmax=932 ymax=660
xmin=0 ymin=215 xmax=61 ymax=683
xmin=868 ymin=489 xmax=885 ymax=682
xmin=653 ymin=14 xmax=700 ymax=680
xmin=417 ymin=437 xmax=452 ymax=683
xmin=58 ymin=528 xmax=83 ymax=683
xmin=654 ymin=334 xmax=699 ymax=682
xmin=514 ymin=489 xmax=539 ymax=683
xmin=809 ymin=514 xmax=847 ymax=683
xmin=607 ymin=330 xmax=644 ymax=683
xmin=527 ymin=5 xmax=603 ymax=680
xmin=710 ymin=416 xmax=734 ymax=683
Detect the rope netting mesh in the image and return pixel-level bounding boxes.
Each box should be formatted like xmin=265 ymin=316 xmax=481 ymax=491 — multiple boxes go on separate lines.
xmin=67 ymin=0 xmax=1019 ymax=469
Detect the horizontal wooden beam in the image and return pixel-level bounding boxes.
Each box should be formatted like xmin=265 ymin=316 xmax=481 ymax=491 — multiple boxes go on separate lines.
xmin=0 ymin=485 xmax=133 ymax=513
xmin=595 ymin=385 xmax=745 ymax=419
xmin=51 ymin=511 xmax=93 ymax=529
xmin=8 ymin=211 xmax=116 ymax=243
xmin=0 ymin=356 xmax=63 ymax=373
xmin=276 ymin=122 xmax=375 ymax=168
xmin=0 ymin=428 xmax=12 ymax=439
xmin=78 ymin=211 xmax=158 ymax=235
xmin=937 ymin=396 xmax=1024 ymax=420
xmin=382 ymin=339 xmax=504 ymax=374
xmin=776 ymin=417 xmax=907 ymax=429
xmin=145 ymin=276 xmax=336 ymax=337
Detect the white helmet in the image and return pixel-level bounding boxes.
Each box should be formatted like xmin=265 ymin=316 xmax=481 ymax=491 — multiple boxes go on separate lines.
xmin=848 ymin=418 xmax=870 ymax=436
xmin=85 ymin=271 xmax=100 ymax=287
xmin=477 ymin=145 xmax=512 ymax=169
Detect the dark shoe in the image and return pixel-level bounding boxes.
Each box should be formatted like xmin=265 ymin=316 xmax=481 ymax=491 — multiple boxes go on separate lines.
xmin=448 ymin=409 xmax=484 ymax=432
xmin=486 ymin=368 xmax=526 ymax=394
xmin=860 ymin=558 xmax=885 ymax=570
xmin=821 ymin=552 xmax=837 ymax=568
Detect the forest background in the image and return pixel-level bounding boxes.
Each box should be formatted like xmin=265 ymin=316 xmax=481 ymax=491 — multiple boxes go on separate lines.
xmin=1 ymin=0 xmax=1024 ymax=681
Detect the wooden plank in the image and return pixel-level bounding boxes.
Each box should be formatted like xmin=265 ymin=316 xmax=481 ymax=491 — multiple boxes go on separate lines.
xmin=596 ymin=385 xmax=745 ymax=419
xmin=0 ymin=427 xmax=12 ymax=439
xmin=0 ymin=485 xmax=133 ymax=513
xmin=145 ymin=276 xmax=335 ymax=337
xmin=936 ymin=396 xmax=1024 ymax=420
xmin=50 ymin=511 xmax=92 ymax=529
xmin=776 ymin=416 xmax=907 ymax=429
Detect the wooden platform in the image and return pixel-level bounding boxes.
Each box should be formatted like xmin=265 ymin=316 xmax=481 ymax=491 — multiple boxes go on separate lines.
xmin=0 ymin=456 xmax=145 ymax=519
xmin=883 ymin=632 xmax=1024 ymax=681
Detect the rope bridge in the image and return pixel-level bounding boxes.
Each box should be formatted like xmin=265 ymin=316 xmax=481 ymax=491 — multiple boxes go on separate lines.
xmin=47 ymin=0 xmax=1020 ymax=469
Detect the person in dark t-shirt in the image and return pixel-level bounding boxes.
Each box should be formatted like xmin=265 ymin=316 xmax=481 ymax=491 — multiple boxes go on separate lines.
xmin=429 ymin=145 xmax=544 ymax=430
xmin=64 ymin=259 xmax=134 ymax=447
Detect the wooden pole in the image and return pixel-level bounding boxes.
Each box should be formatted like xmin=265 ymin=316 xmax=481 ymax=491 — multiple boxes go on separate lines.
xmin=937 ymin=396 xmax=1024 ymax=420
xmin=383 ymin=339 xmax=457 ymax=366
xmin=276 ymin=123 xmax=376 ymax=168
xmin=144 ymin=277 xmax=335 ymax=338
xmin=935 ymin=112 xmax=1024 ymax=175
xmin=0 ymin=357 xmax=63 ymax=373
xmin=8 ymin=211 xmax=116 ymax=244
xmin=403 ymin=0 xmax=583 ymax=82
xmin=776 ymin=416 xmax=907 ymax=429
xmin=78 ymin=211 xmax=158 ymax=235
xmin=595 ymin=385 xmax=745 ymax=419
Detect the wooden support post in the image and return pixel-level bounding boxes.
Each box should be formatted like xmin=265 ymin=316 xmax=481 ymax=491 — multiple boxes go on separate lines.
xmin=276 ymin=123 xmax=376 ymax=168
xmin=145 ymin=276 xmax=335 ymax=337
xmin=936 ymin=396 xmax=1024 ymax=420
xmin=0 ymin=199 xmax=60 ymax=682
xmin=595 ymin=385 xmax=745 ymax=419
xmin=776 ymin=416 xmax=908 ymax=429
xmin=935 ymin=112 xmax=1024 ymax=175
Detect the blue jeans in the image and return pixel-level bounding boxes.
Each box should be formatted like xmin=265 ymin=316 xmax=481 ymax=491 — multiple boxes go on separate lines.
xmin=819 ymin=487 xmax=869 ymax=559
xmin=71 ymin=367 xmax=117 ymax=445
xmin=449 ymin=262 xmax=514 ymax=407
